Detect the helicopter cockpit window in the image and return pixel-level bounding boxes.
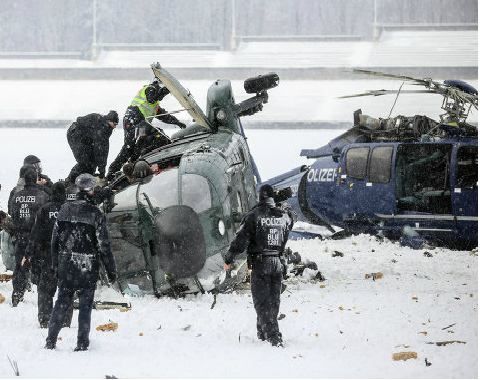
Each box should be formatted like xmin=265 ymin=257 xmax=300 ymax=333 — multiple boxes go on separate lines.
xmin=369 ymin=146 xmax=393 ymax=183
xmin=346 ymin=147 xmax=370 ymax=179
xmin=456 ymin=146 xmax=477 ymax=188
xmin=111 ymin=184 xmax=139 ymax=211
xmin=181 ymin=174 xmax=212 ymax=213
xmin=395 ymin=144 xmax=452 ymax=214
xmin=138 ymin=168 xmax=179 ymax=214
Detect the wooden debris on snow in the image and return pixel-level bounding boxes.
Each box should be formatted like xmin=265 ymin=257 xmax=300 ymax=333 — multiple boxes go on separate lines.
xmin=427 ymin=340 xmax=466 ymax=346
xmin=0 ymin=293 xmax=5 ymax=304
xmin=392 ymin=351 xmax=418 ymax=361
xmin=96 ymin=322 xmax=118 ymax=332
xmin=365 ymin=272 xmax=383 ymax=280
xmin=0 ymin=273 xmax=13 ymax=282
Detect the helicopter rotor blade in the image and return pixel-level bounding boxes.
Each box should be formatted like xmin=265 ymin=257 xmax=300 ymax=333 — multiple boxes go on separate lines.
xmin=351 ymin=69 xmax=447 ymax=93
xmin=338 ymin=89 xmax=435 ymax=99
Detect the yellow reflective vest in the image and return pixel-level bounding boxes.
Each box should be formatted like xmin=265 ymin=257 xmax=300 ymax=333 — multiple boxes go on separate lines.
xmin=131 ymin=85 xmax=158 ymax=118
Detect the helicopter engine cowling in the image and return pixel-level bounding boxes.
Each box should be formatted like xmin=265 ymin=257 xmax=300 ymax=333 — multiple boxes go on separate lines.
xmin=153 ymin=205 xmax=206 ymax=279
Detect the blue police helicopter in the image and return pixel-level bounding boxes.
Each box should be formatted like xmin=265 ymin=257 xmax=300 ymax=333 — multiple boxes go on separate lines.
xmin=264 ymin=70 xmax=478 ymax=249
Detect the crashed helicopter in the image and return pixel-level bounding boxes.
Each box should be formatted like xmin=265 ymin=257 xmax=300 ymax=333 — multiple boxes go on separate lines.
xmin=102 ymin=63 xmax=280 ymax=297
xmin=265 ymin=70 xmax=478 ymax=249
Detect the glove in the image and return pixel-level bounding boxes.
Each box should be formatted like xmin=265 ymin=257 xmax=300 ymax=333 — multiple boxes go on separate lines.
xmin=157 ymin=86 xmax=170 ymax=101
xmin=177 ymin=122 xmax=186 ymax=129
xmin=108 ymin=272 xmax=117 ymax=284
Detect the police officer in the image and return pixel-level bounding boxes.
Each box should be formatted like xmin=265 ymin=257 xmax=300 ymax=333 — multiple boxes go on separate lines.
xmin=8 ymin=164 xmax=37 ymax=216
xmin=223 ymin=184 xmax=291 ymax=347
xmin=26 ymin=182 xmax=73 ymax=328
xmin=106 ymin=81 xmax=186 ymax=180
xmin=66 ymin=111 xmax=119 ymax=184
xmin=45 ymin=174 xmax=117 ymax=351
xmin=10 ymin=167 xmax=49 ymax=306
xmin=23 ymin=155 xmax=53 ymax=194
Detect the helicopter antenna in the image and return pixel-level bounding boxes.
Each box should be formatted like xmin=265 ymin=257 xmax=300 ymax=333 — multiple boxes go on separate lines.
xmin=387 ymin=82 xmax=404 ymax=118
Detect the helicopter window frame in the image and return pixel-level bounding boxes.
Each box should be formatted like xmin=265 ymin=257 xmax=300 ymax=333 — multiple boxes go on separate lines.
xmin=181 ymin=173 xmax=212 ymax=213
xmin=456 ymin=146 xmax=478 ymax=189
xmin=346 ymin=147 xmax=370 ymax=179
xmin=368 ymin=146 xmax=393 ymax=184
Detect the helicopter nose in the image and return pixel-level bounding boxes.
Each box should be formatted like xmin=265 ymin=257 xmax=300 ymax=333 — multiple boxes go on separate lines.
xmin=153 ymin=205 xmax=206 ymax=278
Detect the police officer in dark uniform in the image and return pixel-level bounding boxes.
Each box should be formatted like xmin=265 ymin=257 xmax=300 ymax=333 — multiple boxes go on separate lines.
xmin=106 ymin=81 xmax=185 ymax=181
xmin=10 ymin=168 xmax=49 ymax=306
xmin=223 ymin=184 xmax=292 ymax=347
xmin=66 ymin=111 xmax=119 ymax=184
xmin=23 ymin=155 xmax=53 ymax=195
xmin=26 ymin=182 xmax=73 ymax=328
xmin=45 ymin=174 xmax=117 ymax=351
xmin=8 ymin=164 xmax=37 ymax=216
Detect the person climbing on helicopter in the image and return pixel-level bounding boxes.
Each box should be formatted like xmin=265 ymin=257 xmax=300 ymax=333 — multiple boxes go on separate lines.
xmin=106 ymin=80 xmax=186 ymax=181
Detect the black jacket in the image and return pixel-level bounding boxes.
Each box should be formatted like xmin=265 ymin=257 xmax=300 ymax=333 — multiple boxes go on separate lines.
xmin=51 ymin=195 xmax=116 ymax=289
xmin=26 ymin=200 xmax=64 ymax=262
xmin=223 ymin=198 xmax=291 ymax=265
xmin=67 ymin=113 xmax=114 ymax=176
xmin=10 ymin=184 xmax=49 ymax=236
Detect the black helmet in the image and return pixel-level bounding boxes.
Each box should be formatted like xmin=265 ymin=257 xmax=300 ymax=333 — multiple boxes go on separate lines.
xmin=133 ymin=161 xmax=152 ymax=178
xmin=75 ymin=173 xmax=97 ymax=192
xmin=23 ymin=155 xmax=40 ymax=165
xmin=259 ymin=184 xmax=275 ymax=201
xmin=23 ymin=155 xmax=42 ymax=174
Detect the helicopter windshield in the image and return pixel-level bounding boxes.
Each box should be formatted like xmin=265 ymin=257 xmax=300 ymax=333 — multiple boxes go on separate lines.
xmin=138 ymin=169 xmax=212 ymax=214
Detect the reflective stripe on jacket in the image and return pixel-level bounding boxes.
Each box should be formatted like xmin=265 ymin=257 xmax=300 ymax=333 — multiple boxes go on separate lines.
xmin=131 ymin=86 xmax=158 ymax=118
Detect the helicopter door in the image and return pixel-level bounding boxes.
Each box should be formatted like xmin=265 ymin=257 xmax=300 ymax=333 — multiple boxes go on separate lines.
xmin=343 ymin=146 xmax=371 ymax=222
xmin=452 ymin=145 xmax=478 ymax=245
xmin=106 ymin=183 xmax=153 ymax=295
xmin=343 ymin=145 xmax=395 ymax=228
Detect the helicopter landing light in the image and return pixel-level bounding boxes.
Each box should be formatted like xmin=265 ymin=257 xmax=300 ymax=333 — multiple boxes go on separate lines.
xmin=218 ymin=220 xmax=226 ymax=236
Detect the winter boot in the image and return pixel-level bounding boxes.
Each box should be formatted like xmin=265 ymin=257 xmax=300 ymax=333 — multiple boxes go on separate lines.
xmin=74 ymin=343 xmax=89 ymax=352
xmin=39 ymin=321 xmax=49 ymax=329
xmin=11 ymin=292 xmax=23 ymax=307
xmin=257 ymin=331 xmax=266 ymax=341
xmin=44 ymin=339 xmax=56 ymax=350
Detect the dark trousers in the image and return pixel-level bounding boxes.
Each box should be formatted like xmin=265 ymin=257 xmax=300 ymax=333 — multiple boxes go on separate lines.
xmin=251 ymin=267 xmax=282 ymax=342
xmin=37 ymin=265 xmax=73 ymax=326
xmin=47 ymin=287 xmax=95 ymax=347
xmin=11 ymin=236 xmax=29 ymax=304
xmin=108 ymin=142 xmax=133 ymax=176
xmin=66 ymin=140 xmax=95 ymax=183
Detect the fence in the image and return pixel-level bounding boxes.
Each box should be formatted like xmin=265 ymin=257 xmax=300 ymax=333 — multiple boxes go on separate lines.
xmin=0 ymin=0 xmax=476 ymax=57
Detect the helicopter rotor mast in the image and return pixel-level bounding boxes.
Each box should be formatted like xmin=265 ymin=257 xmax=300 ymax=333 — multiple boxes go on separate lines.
xmin=344 ymin=69 xmax=478 ymax=125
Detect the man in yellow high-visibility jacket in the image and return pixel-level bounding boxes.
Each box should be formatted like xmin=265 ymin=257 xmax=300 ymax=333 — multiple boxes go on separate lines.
xmin=106 ymin=81 xmax=186 ymax=181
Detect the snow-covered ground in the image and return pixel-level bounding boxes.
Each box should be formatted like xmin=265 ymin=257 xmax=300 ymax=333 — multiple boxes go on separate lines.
xmin=0 ymin=86 xmax=477 ymax=378
xmin=0 ymin=235 xmax=477 ymax=378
